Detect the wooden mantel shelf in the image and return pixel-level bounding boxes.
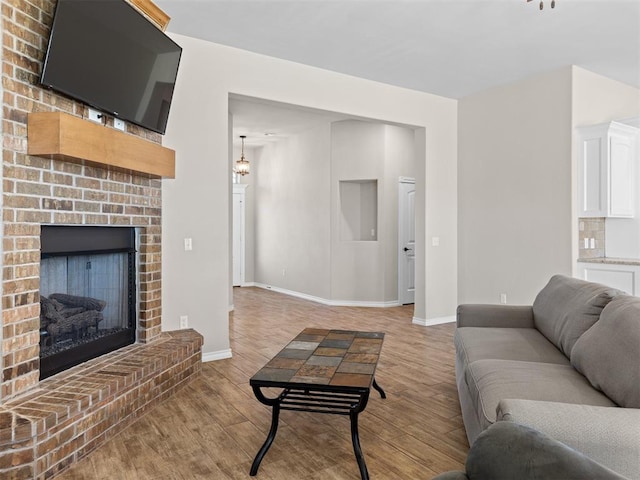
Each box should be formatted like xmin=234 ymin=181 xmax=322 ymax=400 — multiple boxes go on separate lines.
xmin=27 ymin=112 xmax=175 ymax=179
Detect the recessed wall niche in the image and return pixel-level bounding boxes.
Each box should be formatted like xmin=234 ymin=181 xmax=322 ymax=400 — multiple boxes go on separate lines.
xmin=339 ymin=179 xmax=378 ymax=241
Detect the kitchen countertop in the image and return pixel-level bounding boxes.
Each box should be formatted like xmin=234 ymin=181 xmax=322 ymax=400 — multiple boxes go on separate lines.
xmin=577 ymin=257 xmax=640 ymax=266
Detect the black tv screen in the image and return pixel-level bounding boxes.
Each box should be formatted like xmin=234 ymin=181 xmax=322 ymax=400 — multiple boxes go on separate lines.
xmin=41 ymin=0 xmax=182 ymax=134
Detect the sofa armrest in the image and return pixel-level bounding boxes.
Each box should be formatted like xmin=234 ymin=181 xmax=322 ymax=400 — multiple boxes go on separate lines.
xmin=462 ymin=422 xmax=626 ymax=480
xmin=497 ymin=399 xmax=640 ymax=479
xmin=456 ymin=304 xmax=534 ymax=328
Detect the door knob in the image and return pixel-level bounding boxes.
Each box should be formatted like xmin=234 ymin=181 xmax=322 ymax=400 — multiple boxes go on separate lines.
xmin=403 ymin=247 xmax=412 ymax=252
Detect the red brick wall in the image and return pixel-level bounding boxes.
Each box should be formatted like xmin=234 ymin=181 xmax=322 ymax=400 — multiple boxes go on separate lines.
xmin=2 ymin=0 xmax=165 ymax=400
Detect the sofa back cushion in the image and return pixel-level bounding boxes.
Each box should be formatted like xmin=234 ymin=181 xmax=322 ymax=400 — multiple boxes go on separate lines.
xmin=571 ymin=295 xmax=640 ymax=408
xmin=532 ymin=275 xmax=620 ymax=357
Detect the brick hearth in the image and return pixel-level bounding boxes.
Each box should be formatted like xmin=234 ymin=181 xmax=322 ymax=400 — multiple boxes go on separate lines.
xmin=1 ymin=1 xmax=202 ymax=478
xmin=0 ymin=330 xmax=202 ymax=479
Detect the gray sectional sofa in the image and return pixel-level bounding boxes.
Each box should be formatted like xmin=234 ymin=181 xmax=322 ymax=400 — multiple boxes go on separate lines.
xmin=454 ymin=274 xmax=640 ymax=479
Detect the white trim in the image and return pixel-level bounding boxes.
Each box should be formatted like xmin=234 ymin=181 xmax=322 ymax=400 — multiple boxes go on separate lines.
xmin=202 ymin=349 xmax=233 ymax=362
xmin=412 ymin=315 xmax=456 ymax=326
xmin=254 ymin=283 xmax=400 ymax=308
xmin=232 ymin=185 xmax=246 ymax=286
xmin=329 ymin=299 xmax=401 ymax=308
xmin=399 ymin=176 xmax=415 ymax=184
xmin=228 ymin=304 xmax=234 ymax=312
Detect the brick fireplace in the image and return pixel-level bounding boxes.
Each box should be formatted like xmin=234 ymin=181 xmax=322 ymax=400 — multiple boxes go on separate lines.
xmin=1 ymin=1 xmax=202 ymax=478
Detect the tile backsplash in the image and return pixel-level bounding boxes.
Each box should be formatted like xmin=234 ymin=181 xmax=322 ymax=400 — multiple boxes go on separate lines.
xmin=578 ymin=218 xmax=605 ymax=258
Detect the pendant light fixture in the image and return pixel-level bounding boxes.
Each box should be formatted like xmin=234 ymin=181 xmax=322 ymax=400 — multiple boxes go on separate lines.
xmin=235 ymin=135 xmax=250 ymax=176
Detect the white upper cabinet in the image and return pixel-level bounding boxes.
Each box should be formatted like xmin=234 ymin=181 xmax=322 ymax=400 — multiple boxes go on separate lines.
xmin=577 ymin=121 xmax=638 ymax=218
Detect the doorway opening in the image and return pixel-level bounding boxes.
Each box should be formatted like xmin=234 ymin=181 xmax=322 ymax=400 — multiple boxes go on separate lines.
xmin=229 ymin=94 xmax=420 ymax=308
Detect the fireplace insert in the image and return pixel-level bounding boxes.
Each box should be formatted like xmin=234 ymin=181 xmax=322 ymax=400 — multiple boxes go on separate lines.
xmin=39 ymin=226 xmax=137 ymax=379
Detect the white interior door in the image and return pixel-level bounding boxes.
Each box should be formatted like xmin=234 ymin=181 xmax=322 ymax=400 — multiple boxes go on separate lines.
xmin=232 ymin=187 xmax=245 ymax=286
xmin=398 ymin=179 xmax=415 ymax=305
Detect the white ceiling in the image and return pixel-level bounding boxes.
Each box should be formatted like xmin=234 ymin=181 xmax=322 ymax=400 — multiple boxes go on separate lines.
xmin=228 ymin=95 xmax=353 ymax=146
xmin=156 ymin=0 xmax=640 ymax=144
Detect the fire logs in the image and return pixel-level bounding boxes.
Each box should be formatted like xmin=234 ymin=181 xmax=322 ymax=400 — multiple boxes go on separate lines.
xmin=40 ymin=294 xmax=105 ymax=346
xmin=48 ymin=293 xmax=106 ymax=312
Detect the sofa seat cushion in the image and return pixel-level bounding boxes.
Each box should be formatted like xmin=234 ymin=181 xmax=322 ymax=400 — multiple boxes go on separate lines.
xmin=465 ymin=359 xmax=616 ymax=432
xmin=455 ymin=327 xmax=571 ymax=367
xmin=572 ymin=295 xmax=640 ymax=408
xmin=532 ymin=274 xmax=620 ymax=357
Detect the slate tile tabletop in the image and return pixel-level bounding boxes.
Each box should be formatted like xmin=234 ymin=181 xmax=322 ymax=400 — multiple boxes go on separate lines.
xmin=250 ymin=328 xmax=385 ymax=389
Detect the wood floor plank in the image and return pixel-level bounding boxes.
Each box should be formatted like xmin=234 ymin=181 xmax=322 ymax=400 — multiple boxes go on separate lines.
xmin=56 ymin=287 xmax=468 ymax=479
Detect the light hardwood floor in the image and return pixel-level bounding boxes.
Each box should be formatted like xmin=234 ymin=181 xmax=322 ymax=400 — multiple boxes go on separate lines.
xmin=57 ymin=287 xmax=468 ymax=479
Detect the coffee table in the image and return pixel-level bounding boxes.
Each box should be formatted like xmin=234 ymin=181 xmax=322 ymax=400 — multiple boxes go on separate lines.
xmin=249 ymin=328 xmax=386 ymax=480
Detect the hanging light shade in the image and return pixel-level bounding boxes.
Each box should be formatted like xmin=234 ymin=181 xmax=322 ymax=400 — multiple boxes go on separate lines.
xmin=235 ymin=135 xmax=250 ymax=176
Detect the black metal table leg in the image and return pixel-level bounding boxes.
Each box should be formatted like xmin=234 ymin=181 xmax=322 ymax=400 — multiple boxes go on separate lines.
xmin=250 ymin=329 xmax=386 ymax=477
xmin=372 ymin=378 xmax=386 ymax=399
xmin=350 ymin=407 xmax=369 ymax=480
xmin=250 ymin=386 xmax=283 ymax=476
xmin=349 ymin=390 xmax=371 ymax=480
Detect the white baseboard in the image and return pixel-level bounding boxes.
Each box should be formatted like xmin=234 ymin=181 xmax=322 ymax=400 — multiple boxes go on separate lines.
xmin=228 ymin=304 xmax=234 ymax=312
xmin=202 ymin=349 xmax=233 ymax=362
xmin=253 ymin=283 xmax=400 ymax=308
xmin=412 ymin=315 xmax=456 ymax=326
xmin=328 ymin=298 xmax=400 ymax=308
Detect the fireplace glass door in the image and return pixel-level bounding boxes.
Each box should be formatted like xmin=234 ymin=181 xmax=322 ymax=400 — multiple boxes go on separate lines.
xmin=39 ymin=226 xmax=136 ymax=379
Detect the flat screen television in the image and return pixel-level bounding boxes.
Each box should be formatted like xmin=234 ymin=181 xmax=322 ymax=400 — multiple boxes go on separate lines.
xmin=40 ymin=0 xmax=182 ymax=134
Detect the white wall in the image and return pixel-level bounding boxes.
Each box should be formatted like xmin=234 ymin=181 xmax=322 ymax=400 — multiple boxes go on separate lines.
xmin=254 ymin=125 xmax=332 ymax=299
xmin=331 ymin=121 xmax=386 ymax=303
xmin=571 ymin=67 xmax=640 ymax=261
xmin=458 ymin=68 xmax=574 ymax=305
xmin=250 ymin=120 xmax=415 ymax=305
xmin=458 ymin=66 xmax=640 ymax=306
xmin=162 ymin=35 xmax=458 ymax=357
xmin=383 ymin=125 xmax=417 ymax=301
xmin=330 ymin=121 xmax=416 ymax=304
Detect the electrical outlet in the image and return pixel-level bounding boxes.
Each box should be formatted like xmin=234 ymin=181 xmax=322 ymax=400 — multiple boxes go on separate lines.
xmin=88 ymin=108 xmax=103 ymax=123
xmin=184 ymin=238 xmax=193 ymax=251
xmin=114 ymin=118 xmax=125 ymax=131
xmin=500 ymin=293 xmax=507 ymax=304
xmin=179 ymin=315 xmax=188 ymax=329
